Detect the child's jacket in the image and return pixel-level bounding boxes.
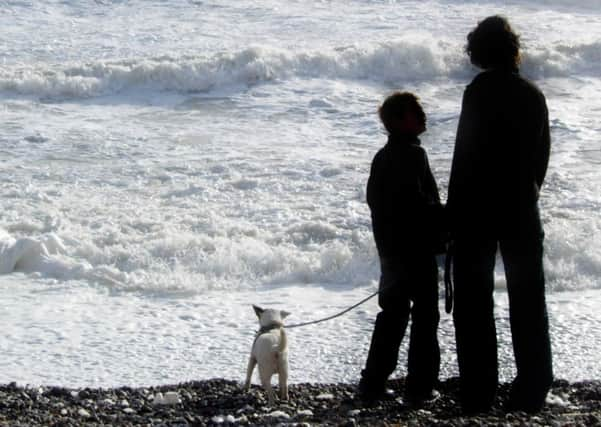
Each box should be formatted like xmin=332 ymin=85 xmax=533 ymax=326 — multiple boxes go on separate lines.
xmin=367 ymin=133 xmax=444 ymax=257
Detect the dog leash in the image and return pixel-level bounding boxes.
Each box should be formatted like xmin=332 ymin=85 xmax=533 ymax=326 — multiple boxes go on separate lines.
xmin=285 ymin=290 xmax=380 ymax=329
xmin=283 ymin=247 xmax=455 ymax=329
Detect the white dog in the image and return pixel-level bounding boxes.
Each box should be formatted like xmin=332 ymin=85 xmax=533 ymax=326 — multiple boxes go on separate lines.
xmin=245 ymin=305 xmax=290 ymax=405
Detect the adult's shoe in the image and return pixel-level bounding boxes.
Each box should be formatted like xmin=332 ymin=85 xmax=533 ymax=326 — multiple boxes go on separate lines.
xmin=357 ymin=377 xmax=394 ymax=404
xmin=404 ymin=389 xmax=441 ymax=408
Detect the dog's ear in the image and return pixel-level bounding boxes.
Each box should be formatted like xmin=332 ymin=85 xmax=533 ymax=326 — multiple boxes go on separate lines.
xmin=253 ymin=305 xmax=264 ymax=318
xmin=280 ymin=310 xmax=291 ymax=319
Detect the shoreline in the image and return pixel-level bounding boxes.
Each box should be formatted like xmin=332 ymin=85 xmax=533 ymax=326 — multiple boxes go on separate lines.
xmin=1 ymin=378 xmax=599 ymax=426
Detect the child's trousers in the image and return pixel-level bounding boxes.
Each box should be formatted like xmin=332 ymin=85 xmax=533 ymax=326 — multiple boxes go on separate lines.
xmin=362 ymin=255 xmax=440 ymax=398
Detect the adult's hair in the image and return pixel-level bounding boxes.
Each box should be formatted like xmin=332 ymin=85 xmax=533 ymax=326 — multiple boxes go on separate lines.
xmin=378 ymin=92 xmax=425 ymax=134
xmin=466 ymin=16 xmax=521 ymax=70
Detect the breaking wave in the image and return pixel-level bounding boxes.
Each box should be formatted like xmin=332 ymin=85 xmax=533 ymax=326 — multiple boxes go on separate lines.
xmin=1 ymin=213 xmax=600 ymax=295
xmin=455 ymin=0 xmax=601 ymax=11
xmin=2 ymin=39 xmax=599 ymax=100
xmin=0 ymin=226 xmax=380 ymax=294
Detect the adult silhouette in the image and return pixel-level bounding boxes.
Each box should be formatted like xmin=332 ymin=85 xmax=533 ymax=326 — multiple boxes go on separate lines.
xmin=447 ymin=16 xmax=553 ymax=413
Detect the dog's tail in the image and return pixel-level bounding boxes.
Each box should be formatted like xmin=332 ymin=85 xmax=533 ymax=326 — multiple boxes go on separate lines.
xmin=279 ymin=327 xmax=287 ymax=353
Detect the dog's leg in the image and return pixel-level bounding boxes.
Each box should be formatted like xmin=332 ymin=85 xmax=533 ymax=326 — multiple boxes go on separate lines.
xmin=278 ymin=356 xmax=289 ymax=401
xmin=259 ymin=367 xmax=276 ymax=406
xmin=245 ymin=356 xmax=257 ymax=391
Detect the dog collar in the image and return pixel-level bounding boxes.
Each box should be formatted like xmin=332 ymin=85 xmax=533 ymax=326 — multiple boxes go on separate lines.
xmin=257 ymin=322 xmax=283 ymax=335
xmin=253 ymin=322 xmax=283 ymax=346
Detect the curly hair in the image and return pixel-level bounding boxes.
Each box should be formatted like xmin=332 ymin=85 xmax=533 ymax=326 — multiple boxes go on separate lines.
xmin=466 ymin=16 xmax=521 ymax=70
xmin=378 ymin=92 xmax=426 ymax=134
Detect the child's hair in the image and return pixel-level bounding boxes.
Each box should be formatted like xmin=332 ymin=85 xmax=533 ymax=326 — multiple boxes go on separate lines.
xmin=378 ymin=92 xmax=425 ymax=134
xmin=466 ymin=15 xmax=520 ymax=70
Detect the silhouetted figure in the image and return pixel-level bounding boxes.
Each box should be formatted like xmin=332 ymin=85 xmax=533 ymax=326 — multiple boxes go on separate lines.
xmin=359 ymin=92 xmax=444 ymax=406
xmin=447 ymin=16 xmax=553 ymax=414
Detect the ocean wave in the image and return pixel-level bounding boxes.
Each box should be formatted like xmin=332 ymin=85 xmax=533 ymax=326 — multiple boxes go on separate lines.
xmin=1 ymin=40 xmax=599 ymax=100
xmin=0 ymin=41 xmax=462 ymax=99
xmin=450 ymin=0 xmax=601 ymax=11
xmin=520 ymin=0 xmax=601 ymax=11
xmin=0 ymin=226 xmax=380 ymax=293
xmin=522 ymin=41 xmax=601 ymax=78
xmin=1 ymin=209 xmax=600 ymax=295
xmin=0 ymin=228 xmax=130 ymax=288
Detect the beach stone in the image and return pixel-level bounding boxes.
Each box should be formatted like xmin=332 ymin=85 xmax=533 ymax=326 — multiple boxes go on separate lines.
xmin=152 ymin=392 xmax=165 ymax=405
xmin=266 ymin=410 xmax=290 ymax=419
xmin=163 ymin=391 xmax=181 ymax=404
xmin=316 ymin=393 xmax=334 ymax=400
xmin=211 ymin=415 xmax=225 ymax=423
xmin=77 ymin=408 xmax=91 ymax=418
xmin=237 ymin=404 xmax=254 ymax=413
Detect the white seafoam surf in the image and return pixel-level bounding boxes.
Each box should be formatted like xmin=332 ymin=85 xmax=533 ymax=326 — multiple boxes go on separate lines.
xmin=0 ymin=0 xmax=600 ymax=387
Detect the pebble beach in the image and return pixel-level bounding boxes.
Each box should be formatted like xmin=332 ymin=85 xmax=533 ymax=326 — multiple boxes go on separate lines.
xmin=1 ymin=378 xmax=600 ymax=426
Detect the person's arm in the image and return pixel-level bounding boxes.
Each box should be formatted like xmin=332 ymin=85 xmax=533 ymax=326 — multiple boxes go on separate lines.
xmin=366 ymin=151 xmax=385 ymax=213
xmin=366 ymin=151 xmax=393 ymax=254
xmin=421 ymin=149 xmax=441 ymax=205
xmin=536 ymin=97 xmax=551 ymax=190
xmin=420 ymin=149 xmax=448 ymax=252
xmin=447 ymin=85 xmax=477 ymax=215
xmin=396 ymin=150 xmax=425 ymax=218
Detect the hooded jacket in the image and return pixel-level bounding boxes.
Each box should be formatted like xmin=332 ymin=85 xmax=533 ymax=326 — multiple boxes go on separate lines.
xmin=367 ymin=134 xmax=444 ymax=257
